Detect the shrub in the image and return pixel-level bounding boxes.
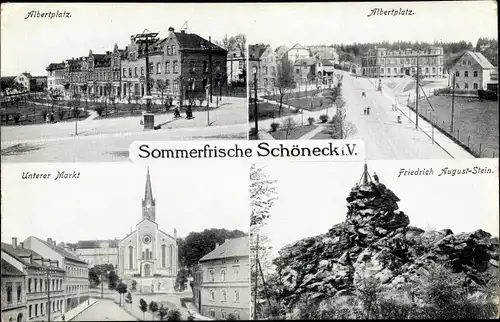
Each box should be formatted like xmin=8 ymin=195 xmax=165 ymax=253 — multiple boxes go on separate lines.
xmin=249 ymin=127 xmax=258 ymax=136
xmin=57 ymin=109 xmax=65 ymax=120
xmin=42 ymin=111 xmax=48 ymax=121
xmin=319 ymin=114 xmax=329 ymax=123
xmin=307 ymin=117 xmax=315 ymax=125
xmin=95 ymin=106 xmax=104 ymax=117
xmin=270 ymin=122 xmax=280 ymax=132
xmin=166 ymin=308 xmax=182 ymax=321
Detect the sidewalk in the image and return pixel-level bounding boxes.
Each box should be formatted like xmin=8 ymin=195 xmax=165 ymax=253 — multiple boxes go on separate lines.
xmin=185 ymin=302 xmax=213 ymax=321
xmin=55 ymin=298 xmax=98 ymax=321
xmin=382 ymin=86 xmax=475 ymax=159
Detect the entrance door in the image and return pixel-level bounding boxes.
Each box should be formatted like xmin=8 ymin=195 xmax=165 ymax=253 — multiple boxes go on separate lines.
xmin=144 ymin=264 xmax=151 ymax=277
xmin=405 ymin=68 xmax=410 ymax=76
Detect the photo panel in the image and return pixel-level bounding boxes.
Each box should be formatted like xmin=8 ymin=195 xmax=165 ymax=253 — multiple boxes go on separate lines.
xmin=250 ymin=158 xmax=499 ymax=319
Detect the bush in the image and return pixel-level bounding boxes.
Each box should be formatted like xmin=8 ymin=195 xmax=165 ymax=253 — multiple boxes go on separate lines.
xmin=249 ymin=127 xmax=258 ymax=136
xmin=307 ymin=117 xmax=315 ymax=125
xmin=319 ymin=114 xmax=329 ymax=123
xmin=57 ymin=109 xmax=65 ymax=120
xmin=166 ymin=308 xmax=182 ymax=321
xmin=95 ymin=106 xmax=105 ymax=117
xmin=42 ymin=111 xmax=48 ymax=121
xmin=270 ymin=122 xmax=280 ymax=132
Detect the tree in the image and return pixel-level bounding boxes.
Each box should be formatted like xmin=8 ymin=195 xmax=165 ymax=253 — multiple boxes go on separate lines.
xmin=234 ymin=34 xmax=247 ymax=58
xmin=48 ymin=88 xmax=62 ymax=113
xmin=81 ymin=84 xmax=88 ymax=111
xmin=156 ymin=79 xmax=168 ymax=112
xmin=158 ymin=305 xmax=168 ymax=321
xmin=174 ymin=268 xmax=189 ymax=292
xmin=149 ymin=301 xmax=159 ymax=320
xmin=126 ymin=292 xmax=133 ymax=310
xmin=327 ymin=97 xmax=357 ymax=139
xmin=166 ymin=309 xmax=182 ymax=321
xmin=139 ymin=298 xmax=148 ymax=320
xmin=274 ymin=56 xmax=295 ymax=118
xmin=216 ymin=34 xmax=238 ymax=52
xmin=104 ymin=82 xmax=112 ymax=116
xmin=107 ymin=270 xmax=119 ymax=290
xmin=71 ymin=93 xmax=81 ymax=119
xmin=116 ymin=282 xmax=128 ymax=306
xmin=110 ymin=96 xmax=117 ymax=115
xmin=179 ymin=229 xmax=247 ymax=268
xmin=226 ymin=313 xmax=238 ymax=320
xmin=281 ymin=117 xmax=298 ymax=140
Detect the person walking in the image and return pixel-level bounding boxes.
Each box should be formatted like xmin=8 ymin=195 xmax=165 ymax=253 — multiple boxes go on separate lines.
xmin=366 ymin=107 xmax=371 ymax=115
xmin=363 ymin=107 xmax=367 ymax=115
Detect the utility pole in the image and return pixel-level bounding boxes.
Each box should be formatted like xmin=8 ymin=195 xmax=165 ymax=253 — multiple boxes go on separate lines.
xmin=451 ymin=73 xmax=456 ymax=133
xmin=254 ymin=70 xmax=258 ymax=133
xmin=415 ymin=54 xmax=419 ymax=130
xmin=45 ymin=268 xmax=54 ymax=322
xmin=135 ymin=30 xmax=159 ymax=112
xmin=253 ymin=234 xmax=259 ymax=320
xmin=209 ymin=36 xmax=213 ymax=104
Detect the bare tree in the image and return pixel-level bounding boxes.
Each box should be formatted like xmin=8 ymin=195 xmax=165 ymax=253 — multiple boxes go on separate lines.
xmin=156 ymin=79 xmax=168 ymax=112
xmin=48 ymin=88 xmax=62 ymax=113
xmin=274 ymin=56 xmax=295 ymax=118
xmin=281 ymin=117 xmax=298 ymax=140
xmin=104 ymin=82 xmax=113 ymax=117
xmin=234 ymin=34 xmax=247 ymax=57
xmin=328 ymin=97 xmax=357 ymax=139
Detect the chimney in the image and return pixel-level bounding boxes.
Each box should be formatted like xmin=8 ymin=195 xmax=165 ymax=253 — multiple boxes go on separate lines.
xmin=12 ymin=237 xmax=18 ymax=249
xmin=180 ymin=30 xmax=185 ymax=34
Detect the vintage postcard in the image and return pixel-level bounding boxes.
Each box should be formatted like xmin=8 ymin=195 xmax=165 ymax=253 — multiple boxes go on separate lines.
xmin=1 ymin=3 xmax=249 ymax=163
xmin=247 ymin=1 xmax=498 ymax=161
xmin=249 ymin=158 xmax=499 ymax=319
xmin=1 ymin=161 xmax=250 ymax=321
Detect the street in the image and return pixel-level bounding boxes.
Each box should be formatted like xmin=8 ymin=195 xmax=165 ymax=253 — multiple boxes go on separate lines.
xmin=72 ymin=299 xmax=137 ymax=321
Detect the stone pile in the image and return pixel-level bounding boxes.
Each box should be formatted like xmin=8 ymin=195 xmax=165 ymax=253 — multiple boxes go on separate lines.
xmin=273 ymin=174 xmax=499 ymax=311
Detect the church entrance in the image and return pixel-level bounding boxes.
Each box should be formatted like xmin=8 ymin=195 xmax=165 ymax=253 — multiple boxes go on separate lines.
xmin=144 ymin=263 xmax=151 ymax=277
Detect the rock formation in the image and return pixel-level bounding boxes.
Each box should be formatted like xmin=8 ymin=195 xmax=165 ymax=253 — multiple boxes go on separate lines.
xmin=273 ymin=166 xmax=499 ymax=312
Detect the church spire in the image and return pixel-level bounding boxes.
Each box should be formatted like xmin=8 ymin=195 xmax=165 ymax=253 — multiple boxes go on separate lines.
xmin=142 ymin=166 xmax=156 ymax=221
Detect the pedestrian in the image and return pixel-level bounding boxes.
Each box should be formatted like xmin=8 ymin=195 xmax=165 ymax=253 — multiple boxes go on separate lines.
xmin=363 ymin=107 xmax=367 ymax=115
xmin=366 ymin=107 xmax=371 ymax=115
xmin=373 ymin=172 xmax=379 ymax=183
xmin=50 ymin=112 xmax=55 ymax=123
xmin=62 ymin=315 xmax=65 ymax=321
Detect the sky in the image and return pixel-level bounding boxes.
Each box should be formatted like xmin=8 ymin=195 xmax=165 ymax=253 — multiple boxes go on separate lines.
xmin=258 ymin=158 xmax=499 ymax=259
xmin=1 ymin=162 xmax=249 ymax=244
xmin=1 ymin=1 xmax=498 ymax=76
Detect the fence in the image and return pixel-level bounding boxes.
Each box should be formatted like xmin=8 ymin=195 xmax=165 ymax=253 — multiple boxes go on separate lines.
xmin=407 ymin=100 xmax=497 ymax=158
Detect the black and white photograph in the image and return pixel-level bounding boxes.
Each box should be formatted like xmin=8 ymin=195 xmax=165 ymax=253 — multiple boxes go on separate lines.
xmin=249 ymin=159 xmax=499 ymax=319
xmin=1 ymin=3 xmax=248 ymax=163
xmin=247 ymin=1 xmax=498 ymax=161
xmin=1 ymin=162 xmax=250 ymax=321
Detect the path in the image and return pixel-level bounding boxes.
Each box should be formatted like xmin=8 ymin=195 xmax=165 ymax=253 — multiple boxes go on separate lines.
xmin=71 ymin=299 xmax=136 ymax=321
xmin=55 ymin=298 xmax=98 ymax=321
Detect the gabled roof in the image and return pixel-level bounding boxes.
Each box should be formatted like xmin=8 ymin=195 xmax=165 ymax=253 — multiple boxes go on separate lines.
xmin=289 ymin=43 xmax=308 ymax=51
xmin=174 ymin=32 xmax=226 ymax=53
xmin=249 ymin=44 xmax=268 ymax=60
xmin=76 ymin=239 xmax=119 ymax=249
xmin=1 ymin=242 xmax=64 ymax=271
xmin=1 ymin=258 xmax=24 ymax=277
xmin=467 ymin=51 xmax=495 ymax=69
xmin=21 ymin=72 xmax=33 ymax=78
xmin=29 ymin=236 xmax=87 ymax=264
xmin=46 ymin=62 xmax=66 ymax=71
xmin=199 ymin=236 xmax=248 ymax=262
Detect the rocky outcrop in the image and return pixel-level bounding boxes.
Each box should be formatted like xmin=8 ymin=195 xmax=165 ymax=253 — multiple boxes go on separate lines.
xmin=273 ymin=179 xmax=499 ymax=311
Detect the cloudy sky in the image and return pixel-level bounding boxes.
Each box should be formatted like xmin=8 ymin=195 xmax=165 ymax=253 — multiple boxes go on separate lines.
xmin=1 ymin=1 xmax=498 ymax=76
xmin=1 ymin=162 xmax=249 ymax=244
xmin=258 ymin=158 xmax=499 ymax=259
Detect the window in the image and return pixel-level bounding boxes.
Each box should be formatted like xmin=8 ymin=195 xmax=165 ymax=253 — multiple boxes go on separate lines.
xmin=203 ymin=61 xmax=208 ymax=73
xmin=167 ymin=46 xmax=171 ymax=55
xmin=7 ymin=284 xmax=12 ymax=302
xmin=16 ymin=285 xmax=21 ymax=302
xmin=468 ymin=60 xmax=471 ymax=65
xmin=394 ymin=68 xmax=397 ymax=74
xmin=172 ymin=45 xmax=176 ymax=55
xmin=222 ymin=290 xmax=227 ymax=301
xmin=134 ymin=67 xmax=138 ymax=77
xmin=239 ymin=61 xmax=243 ymax=69
xmin=149 ymin=63 xmax=154 ymax=73
xmin=166 ymin=62 xmax=170 ymax=74
xmin=210 ymin=290 xmax=215 ymax=301
xmin=162 ymin=245 xmax=166 ymax=267
xmin=264 ymin=79 xmax=268 ymax=86
xmin=221 ymin=269 xmax=226 ymax=281
xmin=209 ymin=310 xmax=215 ymax=318
xmin=221 ymin=311 xmax=227 ymax=319
xmin=473 ymin=71 xmax=478 ymax=77
xmin=129 ymin=246 xmax=133 ymax=269
xmin=35 ymin=304 xmax=38 ymax=316
xmin=432 ymin=67 xmax=436 ymax=73
xmin=34 ymin=279 xmax=38 ymax=292
xmin=209 ymin=270 xmax=215 ymax=282
xmin=235 ymin=290 xmax=240 ymax=302
xmin=41 ymin=303 xmax=44 ymax=315
xmin=295 ymin=69 xmax=299 ymax=74
xmin=425 ymin=68 xmax=429 ymax=73
xmin=173 ymin=61 xmax=179 ymax=73
xmin=465 ymin=71 xmax=469 ymax=77
xmin=190 ymin=61 xmax=196 ymax=74
xmin=28 ymin=278 xmax=32 ymax=292
xmin=29 ymin=305 xmax=32 ymax=318
xmin=455 ymin=71 xmax=460 ymax=77
xmin=473 ymin=83 xmax=478 ymax=89
xmin=129 ymin=68 xmax=132 ymax=77
xmin=52 ymin=280 xmax=55 ymax=291
xmin=465 ymin=83 xmax=469 ymax=89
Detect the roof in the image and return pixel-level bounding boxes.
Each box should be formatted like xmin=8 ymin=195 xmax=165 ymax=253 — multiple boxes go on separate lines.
xmin=320 ymin=59 xmax=335 ymax=66
xmin=46 ymin=62 xmax=65 ymax=71
xmin=174 ymin=32 xmax=226 ymax=52
xmin=249 ymin=44 xmax=268 ymax=60
xmin=199 ymin=236 xmax=248 ymax=262
xmin=294 ymin=58 xmax=316 ymax=66
xmin=76 ymin=240 xmax=119 ymax=249
xmin=467 ymin=51 xmax=496 ymax=69
xmin=1 ymin=258 xmax=24 ymax=277
xmin=21 ymin=72 xmax=33 ymax=78
xmin=31 ymin=236 xmax=87 ymax=264
xmin=1 ymin=242 xmax=64 ymax=272
xmin=289 ymin=43 xmax=309 ymax=51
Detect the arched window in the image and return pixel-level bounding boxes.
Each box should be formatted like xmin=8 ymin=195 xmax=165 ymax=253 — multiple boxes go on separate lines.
xmin=222 ymin=290 xmax=227 ymax=302
xmin=221 ymin=269 xmax=226 ymax=281
xmin=169 ymin=245 xmax=173 ymax=271
xmin=35 ymin=304 xmax=38 ymax=316
xmin=17 ymin=285 xmax=22 ymax=302
xmin=128 ymin=246 xmax=134 ymax=269
xmin=162 ymin=245 xmax=166 ymax=267
xmin=41 ymin=303 xmax=44 ymax=315
xmin=7 ymin=285 xmax=13 ymax=302
xmin=210 ymin=290 xmax=215 ymax=301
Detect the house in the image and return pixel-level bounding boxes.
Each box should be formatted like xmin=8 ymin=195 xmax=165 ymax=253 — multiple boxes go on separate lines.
xmin=13 ymin=73 xmax=35 ymax=93
xmin=316 ymin=59 xmax=336 ymax=87
xmin=72 ymin=239 xmax=119 ymax=269
xmin=23 ymin=236 xmax=89 ymax=313
xmin=308 ymin=46 xmax=339 ymax=64
xmin=293 ymin=58 xmax=316 ymax=86
xmin=1 ymin=258 xmax=26 ymax=322
xmin=249 ymin=44 xmax=276 ymax=92
xmin=192 ymin=236 xmax=249 ymax=320
xmin=46 ymin=62 xmax=66 ymax=92
xmin=450 ymin=51 xmax=496 ymax=91
xmin=2 ymin=238 xmax=66 ymax=322
xmin=287 ymin=44 xmax=311 ymax=64
xmin=227 ymin=50 xmax=246 ymax=85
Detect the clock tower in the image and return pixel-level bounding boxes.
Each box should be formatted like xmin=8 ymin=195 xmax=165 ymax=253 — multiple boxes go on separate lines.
xmin=142 ymin=166 xmax=156 ymax=221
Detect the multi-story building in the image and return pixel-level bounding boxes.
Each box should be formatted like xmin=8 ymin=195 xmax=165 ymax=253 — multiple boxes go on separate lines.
xmin=2 ymin=238 xmax=66 ymax=322
xmin=23 ymin=237 xmax=89 ymax=312
xmin=192 ymin=236 xmax=249 ymax=320
xmin=315 ymin=59 xmax=336 ymax=87
xmin=65 ymin=57 xmax=89 ymax=97
xmin=73 ymin=240 xmax=119 ymax=269
xmin=227 ymin=50 xmax=246 ymax=85
xmin=308 ymin=45 xmax=339 ymax=64
xmin=362 ymin=46 xmax=444 ymax=79
xmin=274 ymin=45 xmax=290 ymax=61
xmin=287 ymin=44 xmax=312 ymax=64
xmin=450 ymin=51 xmax=497 ymax=91
xmin=46 ymin=62 xmax=66 ymax=92
xmin=1 ymin=257 xmax=26 ymax=322
xmin=13 ymin=73 xmax=35 ymax=93
xmin=249 ymin=44 xmax=276 ymax=92
xmin=293 ymin=58 xmax=316 ymax=87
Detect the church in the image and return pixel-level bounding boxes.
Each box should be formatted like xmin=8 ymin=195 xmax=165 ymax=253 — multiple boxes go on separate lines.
xmin=117 ymin=167 xmax=179 ymax=279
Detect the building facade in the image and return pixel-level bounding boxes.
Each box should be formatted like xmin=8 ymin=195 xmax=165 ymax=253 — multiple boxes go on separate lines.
xmin=13 ymin=73 xmax=35 ymax=93
xmin=362 ymin=46 xmax=444 ymax=79
xmin=227 ymin=50 xmax=246 ymax=85
xmin=308 ymin=46 xmax=339 ymax=63
xmin=118 ymin=168 xmax=178 ymax=280
xmin=293 ymin=58 xmax=316 ymax=86
xmin=450 ymin=51 xmax=497 ymax=91
xmin=287 ymin=44 xmax=311 ymax=64
xmin=73 ymin=240 xmax=119 ymax=269
xmin=1 ymin=258 xmax=26 ymax=322
xmin=2 ymin=238 xmax=66 ymax=322
xmin=249 ymin=44 xmax=277 ymax=92
xmin=192 ymin=236 xmax=249 ymax=320
xmin=46 ymin=63 xmax=66 ymax=92
xmin=22 ymin=237 xmax=89 ymax=313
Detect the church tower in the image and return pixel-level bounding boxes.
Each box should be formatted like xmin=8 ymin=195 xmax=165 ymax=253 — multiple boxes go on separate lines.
xmin=142 ymin=167 xmax=156 ymax=221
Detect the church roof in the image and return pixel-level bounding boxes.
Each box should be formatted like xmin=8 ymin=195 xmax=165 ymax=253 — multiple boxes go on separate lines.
xmin=199 ymin=236 xmax=249 ymax=262
xmin=144 ymin=166 xmax=154 ymax=202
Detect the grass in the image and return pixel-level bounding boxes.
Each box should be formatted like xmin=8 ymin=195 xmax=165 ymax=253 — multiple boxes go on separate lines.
xmin=269 ymin=124 xmax=318 ymax=140
xmin=286 ymin=97 xmax=332 ymax=112
xmin=402 ymin=80 xmax=440 ymax=92
xmin=1 ymin=107 xmax=90 ymax=126
xmin=310 ymin=127 xmax=335 ymax=140
xmin=411 ymin=95 xmax=498 ymax=157
xmin=249 ymin=101 xmax=296 ymax=121
xmin=1 ymin=143 xmax=44 ymax=156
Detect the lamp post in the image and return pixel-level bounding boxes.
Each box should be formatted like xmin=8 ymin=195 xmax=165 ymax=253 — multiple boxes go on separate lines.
xmin=253 ymin=66 xmax=258 ymax=133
